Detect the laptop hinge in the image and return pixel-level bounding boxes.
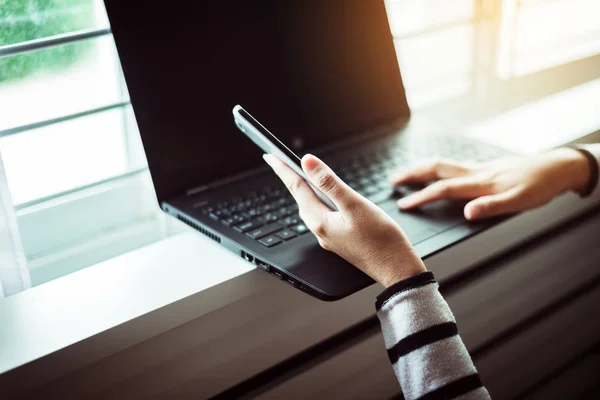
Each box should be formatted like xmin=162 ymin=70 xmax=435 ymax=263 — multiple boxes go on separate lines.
xmin=186 ymin=184 xmax=209 ymax=196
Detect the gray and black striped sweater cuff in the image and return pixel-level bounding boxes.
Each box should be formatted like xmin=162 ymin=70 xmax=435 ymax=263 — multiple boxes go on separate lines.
xmin=376 ymin=272 xmax=490 ymax=400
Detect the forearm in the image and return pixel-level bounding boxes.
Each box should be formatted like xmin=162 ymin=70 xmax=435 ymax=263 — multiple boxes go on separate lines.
xmin=376 ymin=272 xmax=490 ymax=400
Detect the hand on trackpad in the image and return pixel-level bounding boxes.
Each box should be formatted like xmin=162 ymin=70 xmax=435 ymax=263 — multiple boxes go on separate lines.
xmin=387 ymin=151 xmax=582 ymax=222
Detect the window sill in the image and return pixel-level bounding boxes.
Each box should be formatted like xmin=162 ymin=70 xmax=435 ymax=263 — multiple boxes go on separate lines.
xmin=0 ymin=232 xmax=254 ymax=376
xmin=465 ymin=77 xmax=600 ymax=153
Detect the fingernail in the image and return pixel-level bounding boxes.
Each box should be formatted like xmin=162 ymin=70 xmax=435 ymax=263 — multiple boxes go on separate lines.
xmin=464 ymin=208 xmax=473 ymax=220
xmin=464 ymin=204 xmax=478 ymax=220
xmin=397 ymin=198 xmax=410 ymax=208
xmin=301 ymin=153 xmax=319 ymax=172
xmin=389 ymin=171 xmax=404 ymax=181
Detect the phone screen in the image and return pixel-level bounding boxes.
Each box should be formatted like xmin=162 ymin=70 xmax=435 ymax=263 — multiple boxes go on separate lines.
xmin=237 ymin=108 xmax=302 ymax=168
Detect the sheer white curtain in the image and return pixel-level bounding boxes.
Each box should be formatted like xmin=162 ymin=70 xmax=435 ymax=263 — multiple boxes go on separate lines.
xmin=0 ymin=153 xmax=30 ymax=297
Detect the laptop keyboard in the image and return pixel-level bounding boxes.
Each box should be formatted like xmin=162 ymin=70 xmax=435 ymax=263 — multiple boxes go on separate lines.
xmin=199 ymin=136 xmax=506 ymax=247
xmin=200 ymin=187 xmax=305 ymax=247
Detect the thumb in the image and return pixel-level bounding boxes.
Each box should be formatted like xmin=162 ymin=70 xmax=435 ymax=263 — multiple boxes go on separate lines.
xmin=464 ymin=186 xmax=525 ymax=220
xmin=301 ymin=154 xmax=361 ymax=210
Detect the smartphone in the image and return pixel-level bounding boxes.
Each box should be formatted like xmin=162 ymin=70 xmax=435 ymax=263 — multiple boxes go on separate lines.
xmin=232 ymin=105 xmax=338 ymax=211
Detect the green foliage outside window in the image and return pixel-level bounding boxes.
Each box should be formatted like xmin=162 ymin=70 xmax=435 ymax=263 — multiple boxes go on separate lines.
xmin=0 ymin=0 xmax=96 ymax=82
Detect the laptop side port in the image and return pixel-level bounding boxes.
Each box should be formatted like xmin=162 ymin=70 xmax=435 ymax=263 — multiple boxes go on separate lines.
xmin=282 ymin=275 xmax=297 ymax=287
xmin=241 ymin=251 xmax=254 ymax=263
xmin=270 ymin=269 xmax=283 ymax=279
xmin=255 ymin=258 xmax=271 ymax=271
xmin=298 ymin=283 xmax=310 ymax=292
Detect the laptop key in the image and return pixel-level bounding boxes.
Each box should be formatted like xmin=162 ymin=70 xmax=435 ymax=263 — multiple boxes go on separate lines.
xmin=234 ymin=220 xmax=263 ymax=233
xmin=200 ymin=206 xmax=214 ymax=214
xmin=292 ymin=223 xmax=310 ymax=234
xmin=252 ymin=216 xmax=267 ymax=225
xmin=257 ymin=204 xmax=272 ymax=213
xmin=254 ymin=213 xmax=278 ymax=225
xmin=265 ymin=213 xmax=279 ymax=222
xmin=247 ymin=223 xmax=283 ymax=239
xmin=279 ymin=216 xmax=300 ymax=227
xmin=242 ymin=208 xmax=262 ymax=219
xmin=276 ymin=207 xmax=290 ymax=217
xmin=276 ymin=229 xmax=297 ymax=240
xmin=221 ymin=217 xmax=235 ymax=226
xmin=223 ymin=214 xmax=246 ymax=226
xmin=231 ymin=214 xmax=246 ymax=224
xmin=273 ymin=198 xmax=288 ymax=207
xmin=259 ymin=235 xmax=282 ymax=247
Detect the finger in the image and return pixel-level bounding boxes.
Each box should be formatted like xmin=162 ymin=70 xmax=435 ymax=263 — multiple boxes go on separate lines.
xmin=464 ymin=186 xmax=526 ymax=220
xmin=389 ymin=160 xmax=475 ymax=185
xmin=263 ymin=154 xmax=329 ymax=230
xmin=301 ymin=154 xmax=362 ymax=211
xmin=397 ymin=177 xmax=493 ymax=209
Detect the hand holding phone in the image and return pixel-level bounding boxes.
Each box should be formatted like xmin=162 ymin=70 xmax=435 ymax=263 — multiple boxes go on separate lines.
xmin=232 ymin=105 xmax=338 ymax=211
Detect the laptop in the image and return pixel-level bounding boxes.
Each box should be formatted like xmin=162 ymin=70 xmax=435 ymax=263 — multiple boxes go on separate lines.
xmin=104 ymin=0 xmax=510 ymax=301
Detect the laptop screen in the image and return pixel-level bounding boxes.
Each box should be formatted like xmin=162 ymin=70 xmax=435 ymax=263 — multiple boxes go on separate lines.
xmin=104 ymin=0 xmax=410 ymax=202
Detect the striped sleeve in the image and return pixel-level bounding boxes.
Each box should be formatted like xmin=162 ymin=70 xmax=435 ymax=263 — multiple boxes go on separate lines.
xmin=375 ymin=272 xmax=490 ymax=400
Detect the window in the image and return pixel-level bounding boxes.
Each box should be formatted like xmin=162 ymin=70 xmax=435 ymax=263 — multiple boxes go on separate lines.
xmin=386 ymin=0 xmax=477 ymax=107
xmin=498 ymin=0 xmax=600 ymax=78
xmin=0 ymin=1 xmax=136 ymax=204
xmin=2 ymin=0 xmax=600 ymax=290
xmin=386 ymin=0 xmax=600 ymax=108
xmin=0 ymin=1 xmax=158 ymax=287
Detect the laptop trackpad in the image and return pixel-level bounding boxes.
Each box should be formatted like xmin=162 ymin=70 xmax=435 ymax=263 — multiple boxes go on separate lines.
xmin=378 ymin=199 xmax=467 ymax=245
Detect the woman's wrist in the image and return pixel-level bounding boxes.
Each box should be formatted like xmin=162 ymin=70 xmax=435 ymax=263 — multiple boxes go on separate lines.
xmin=551 ymin=148 xmax=591 ymax=193
xmin=376 ymin=252 xmax=427 ymax=288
